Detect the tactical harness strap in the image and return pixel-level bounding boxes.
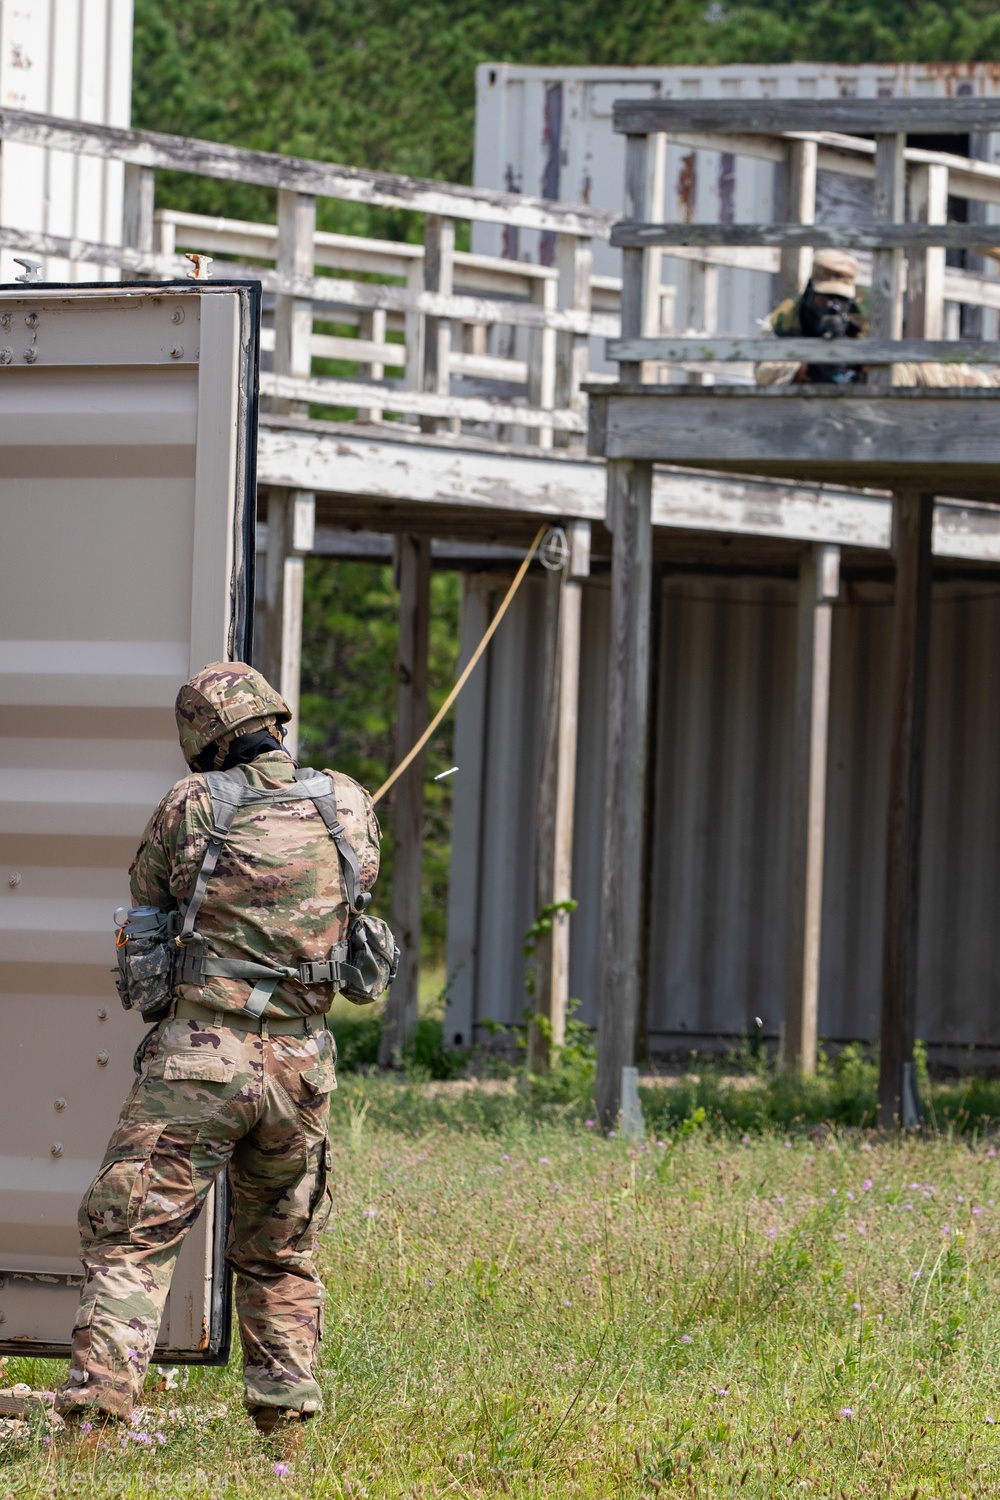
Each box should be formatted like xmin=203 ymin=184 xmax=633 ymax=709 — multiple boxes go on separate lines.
xmin=176 ymin=767 xmax=372 ymax=1011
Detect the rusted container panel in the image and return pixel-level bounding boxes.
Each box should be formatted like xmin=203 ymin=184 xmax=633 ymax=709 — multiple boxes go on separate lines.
xmin=474 ymin=62 xmax=1000 ymax=350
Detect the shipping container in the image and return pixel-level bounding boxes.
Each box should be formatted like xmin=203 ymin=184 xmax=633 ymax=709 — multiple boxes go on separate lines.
xmin=474 ymin=62 xmax=1000 ymax=347
xmin=0 ymin=278 xmax=259 ymax=1359
xmin=0 ymin=0 xmax=134 ymax=282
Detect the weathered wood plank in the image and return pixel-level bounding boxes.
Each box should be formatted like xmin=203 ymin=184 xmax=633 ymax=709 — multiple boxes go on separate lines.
xmin=255 ymin=417 xmax=1000 ymax=557
xmin=879 ymin=491 xmax=934 ymax=1129
xmin=607 ymin=336 xmax=1000 ymax=365
xmin=595 ymin=389 xmax=1000 ymax=477
xmin=783 ymin=543 xmax=840 ymax=1076
xmin=612 ymin=96 xmax=1000 ymax=137
xmin=121 ymin=165 xmax=155 ymax=284
xmin=611 ymin=221 xmax=1000 ymax=251
xmin=421 ymin=215 xmax=455 ymax=436
xmin=869 ymin=134 xmax=906 ymax=393
xmin=259 ymin=372 xmax=586 ymax=431
xmin=906 ymin=163 xmax=949 ymax=343
xmin=596 ymin=460 xmax=654 ymax=1129
xmin=380 ymin=535 xmax=431 ymax=1067
xmin=0 ymin=107 xmax=613 ymax=238
xmin=619 ymin=134 xmax=651 ymax=385
xmin=779 ymin=140 xmax=818 ymax=302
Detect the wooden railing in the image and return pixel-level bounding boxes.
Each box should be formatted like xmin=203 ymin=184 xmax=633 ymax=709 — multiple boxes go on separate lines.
xmin=602 ymin=95 xmax=1000 ymax=388
xmin=5 ymin=104 xmax=1000 ymax=426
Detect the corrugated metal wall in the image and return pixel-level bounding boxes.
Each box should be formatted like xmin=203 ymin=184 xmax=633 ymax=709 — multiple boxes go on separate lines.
xmin=0 ymin=0 xmax=134 ymax=282
xmin=445 ymin=571 xmax=1000 ymax=1054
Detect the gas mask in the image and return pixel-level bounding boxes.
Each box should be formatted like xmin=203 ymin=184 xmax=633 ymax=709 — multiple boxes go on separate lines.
xmin=799 ymin=283 xmax=864 ymax=341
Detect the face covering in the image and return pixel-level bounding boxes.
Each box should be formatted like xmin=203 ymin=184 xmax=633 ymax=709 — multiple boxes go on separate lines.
xmin=188 ymin=727 xmax=285 ymax=774
xmin=799 ymin=283 xmax=864 ymax=341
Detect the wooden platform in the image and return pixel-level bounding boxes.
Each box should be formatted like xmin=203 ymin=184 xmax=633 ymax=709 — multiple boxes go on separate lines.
xmin=588 ymin=386 xmax=1000 ymax=498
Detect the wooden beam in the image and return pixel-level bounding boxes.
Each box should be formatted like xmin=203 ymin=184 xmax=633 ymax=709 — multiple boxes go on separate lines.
xmin=611 ymin=222 xmax=1000 ymax=251
xmin=778 ymin=140 xmax=818 ymax=302
xmin=380 ymin=534 xmax=432 ymax=1067
xmin=606 ymin=336 xmax=1000 ymax=365
xmin=619 ymin=134 xmax=651 ymax=385
xmin=878 ymin=491 xmax=934 ymax=1129
xmin=0 ymin=107 xmax=613 ymax=238
xmin=869 ymin=134 xmax=907 ymax=394
xmin=612 ymin=96 xmax=1000 ymax=138
xmin=527 ymin=523 xmax=589 ymax=1071
xmin=906 ymin=163 xmax=949 ymax=342
xmin=594 ymin=388 xmax=1000 ymax=484
xmin=596 ymin=461 xmax=653 ymax=1129
xmin=121 ymin=164 xmax=154 ymax=283
xmin=783 ymin=543 xmax=840 ymax=1075
xmin=265 ymin=190 xmax=316 ymax=747
xmin=421 ymin=215 xmax=455 ymax=435
xmin=260 ymin=372 xmax=586 ymax=433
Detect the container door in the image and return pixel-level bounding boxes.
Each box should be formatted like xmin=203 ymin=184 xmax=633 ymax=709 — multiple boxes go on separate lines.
xmin=0 ymin=280 xmax=259 ymax=1360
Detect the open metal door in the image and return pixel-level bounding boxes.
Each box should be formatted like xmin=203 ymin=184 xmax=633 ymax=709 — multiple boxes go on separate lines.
xmin=0 ymin=280 xmax=259 ymax=1361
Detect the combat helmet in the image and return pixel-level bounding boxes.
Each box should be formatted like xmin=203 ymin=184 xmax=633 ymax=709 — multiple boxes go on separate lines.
xmin=176 ymin=662 xmax=290 ymax=768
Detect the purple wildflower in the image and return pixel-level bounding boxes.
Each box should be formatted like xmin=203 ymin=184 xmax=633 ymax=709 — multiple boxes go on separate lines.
xmin=862 ymin=1179 xmax=873 ymax=1192
xmin=584 ymin=1120 xmax=595 ymax=1128
xmin=363 ymin=1208 xmax=377 ymax=1219
xmin=839 ymin=1408 xmax=854 ymax=1418
xmin=273 ymin=1462 xmax=291 ymax=1477
xmin=680 ymin=1334 xmax=692 ymax=1344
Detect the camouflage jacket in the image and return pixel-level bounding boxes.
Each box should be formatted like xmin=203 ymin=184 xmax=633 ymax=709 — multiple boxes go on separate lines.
xmin=129 ymin=751 xmax=381 ymax=1018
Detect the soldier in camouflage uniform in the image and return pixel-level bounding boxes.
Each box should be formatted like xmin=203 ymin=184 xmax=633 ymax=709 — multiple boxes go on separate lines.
xmin=56 ymin=663 xmax=382 ymax=1444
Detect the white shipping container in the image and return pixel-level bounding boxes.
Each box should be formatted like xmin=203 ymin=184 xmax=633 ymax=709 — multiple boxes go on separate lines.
xmin=0 ymin=279 xmax=259 ymax=1360
xmin=0 ymin=0 xmax=134 ymax=282
xmin=474 ymin=62 xmax=1000 ymax=342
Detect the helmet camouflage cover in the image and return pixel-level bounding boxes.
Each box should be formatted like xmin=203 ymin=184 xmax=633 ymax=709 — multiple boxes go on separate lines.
xmin=175 ymin=662 xmax=291 ymax=764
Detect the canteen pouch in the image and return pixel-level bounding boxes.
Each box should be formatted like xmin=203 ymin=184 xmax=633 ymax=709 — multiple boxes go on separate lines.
xmin=114 ymin=907 xmax=177 ymax=1023
xmin=340 ymin=913 xmax=399 ymax=1005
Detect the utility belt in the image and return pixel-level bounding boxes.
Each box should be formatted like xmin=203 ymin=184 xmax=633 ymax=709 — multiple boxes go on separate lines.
xmin=113 ymin=766 xmax=398 ymax=1025
xmin=173 ymin=997 xmax=318 ymax=1036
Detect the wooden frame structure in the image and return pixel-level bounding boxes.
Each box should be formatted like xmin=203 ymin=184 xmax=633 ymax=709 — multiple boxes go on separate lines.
xmin=10 ymin=105 xmax=1000 ymax=1096
xmin=589 ymin=95 xmax=1000 ymax=1128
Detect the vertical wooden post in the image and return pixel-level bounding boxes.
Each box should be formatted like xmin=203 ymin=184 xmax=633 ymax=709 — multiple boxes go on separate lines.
xmin=879 ymin=491 xmax=934 ymax=1129
xmin=778 ymin=140 xmax=818 ymax=303
xmin=421 ymin=215 xmax=455 ymax=434
xmin=596 ymin=461 xmax=653 ymax=1128
xmin=555 ymin=234 xmax=592 ymax=448
xmin=265 ymin=190 xmax=316 ymax=747
xmin=783 ymin=543 xmax=840 ymax=1074
xmin=641 ymin=133 xmax=667 ymax=384
xmin=595 ymin=130 xmax=654 ymax=1129
xmin=527 ymin=522 xmax=590 ymax=1071
xmin=357 ymin=306 xmax=386 ymax=421
xmin=528 ymin=276 xmax=557 ymax=448
xmin=122 ymin=164 xmax=154 ymax=281
xmin=870 ymin=134 xmax=906 ymax=392
xmin=906 ymin=163 xmax=949 ymax=341
xmin=379 ymin=534 xmax=432 ymax=1067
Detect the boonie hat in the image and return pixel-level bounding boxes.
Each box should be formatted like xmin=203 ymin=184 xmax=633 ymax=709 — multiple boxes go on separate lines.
xmin=812 ymin=248 xmax=858 ymax=299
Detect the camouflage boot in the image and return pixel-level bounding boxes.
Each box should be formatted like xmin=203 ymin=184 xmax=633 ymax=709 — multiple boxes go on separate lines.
xmin=250 ymin=1405 xmax=313 ymax=1463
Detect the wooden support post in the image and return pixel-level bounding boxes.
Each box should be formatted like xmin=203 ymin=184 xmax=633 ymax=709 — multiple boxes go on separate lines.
xmin=870 ymin=133 xmax=906 ymax=392
xmin=778 ymin=140 xmax=818 ymax=303
xmin=420 ymin=215 xmax=455 ymax=434
xmin=555 ymin=234 xmax=592 ymax=448
xmin=357 ymin=306 xmax=386 ymax=421
xmin=265 ymin=189 xmax=316 ymax=745
xmin=906 ymin=163 xmax=949 ymax=341
xmin=122 ymin=164 xmax=154 ymax=281
xmin=596 ymin=462 xmax=653 ymax=1128
xmin=878 ymin=491 xmax=934 ymax=1129
xmin=380 ymin=534 xmax=432 ymax=1067
xmin=783 ymin=543 xmax=840 ymax=1074
xmin=641 ymin=133 xmax=667 ymax=384
xmin=528 ymin=276 xmax=557 ymax=448
xmin=595 ymin=129 xmax=654 ymax=1128
xmin=527 ymin=522 xmax=590 ymax=1071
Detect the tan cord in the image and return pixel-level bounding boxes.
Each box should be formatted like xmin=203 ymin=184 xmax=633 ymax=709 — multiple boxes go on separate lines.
xmin=372 ymin=523 xmax=548 ymax=806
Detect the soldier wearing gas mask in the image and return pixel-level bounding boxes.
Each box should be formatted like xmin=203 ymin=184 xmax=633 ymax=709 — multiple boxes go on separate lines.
xmin=756 ymin=248 xmax=865 ymax=386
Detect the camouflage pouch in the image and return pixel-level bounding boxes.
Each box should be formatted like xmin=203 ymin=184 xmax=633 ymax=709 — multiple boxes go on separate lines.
xmin=113 ymin=908 xmax=176 ymax=1023
xmin=340 ymin=914 xmax=399 ymax=1005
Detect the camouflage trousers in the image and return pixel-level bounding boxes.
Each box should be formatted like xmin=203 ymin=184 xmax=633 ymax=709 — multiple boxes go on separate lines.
xmin=55 ymin=1013 xmax=337 ymax=1421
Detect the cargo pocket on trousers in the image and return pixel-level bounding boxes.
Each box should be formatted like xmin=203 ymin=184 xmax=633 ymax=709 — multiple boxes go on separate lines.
xmin=81 ymin=1122 xmax=162 ymax=1242
xmin=297 ymin=1138 xmax=333 ymax=1248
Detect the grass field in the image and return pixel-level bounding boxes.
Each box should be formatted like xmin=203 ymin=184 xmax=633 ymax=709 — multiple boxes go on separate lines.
xmin=6 ymin=1070 xmax=1000 ymax=1497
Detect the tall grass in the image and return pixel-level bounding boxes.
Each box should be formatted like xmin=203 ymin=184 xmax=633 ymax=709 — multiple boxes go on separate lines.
xmin=7 ymin=1103 xmax=1000 ymax=1495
